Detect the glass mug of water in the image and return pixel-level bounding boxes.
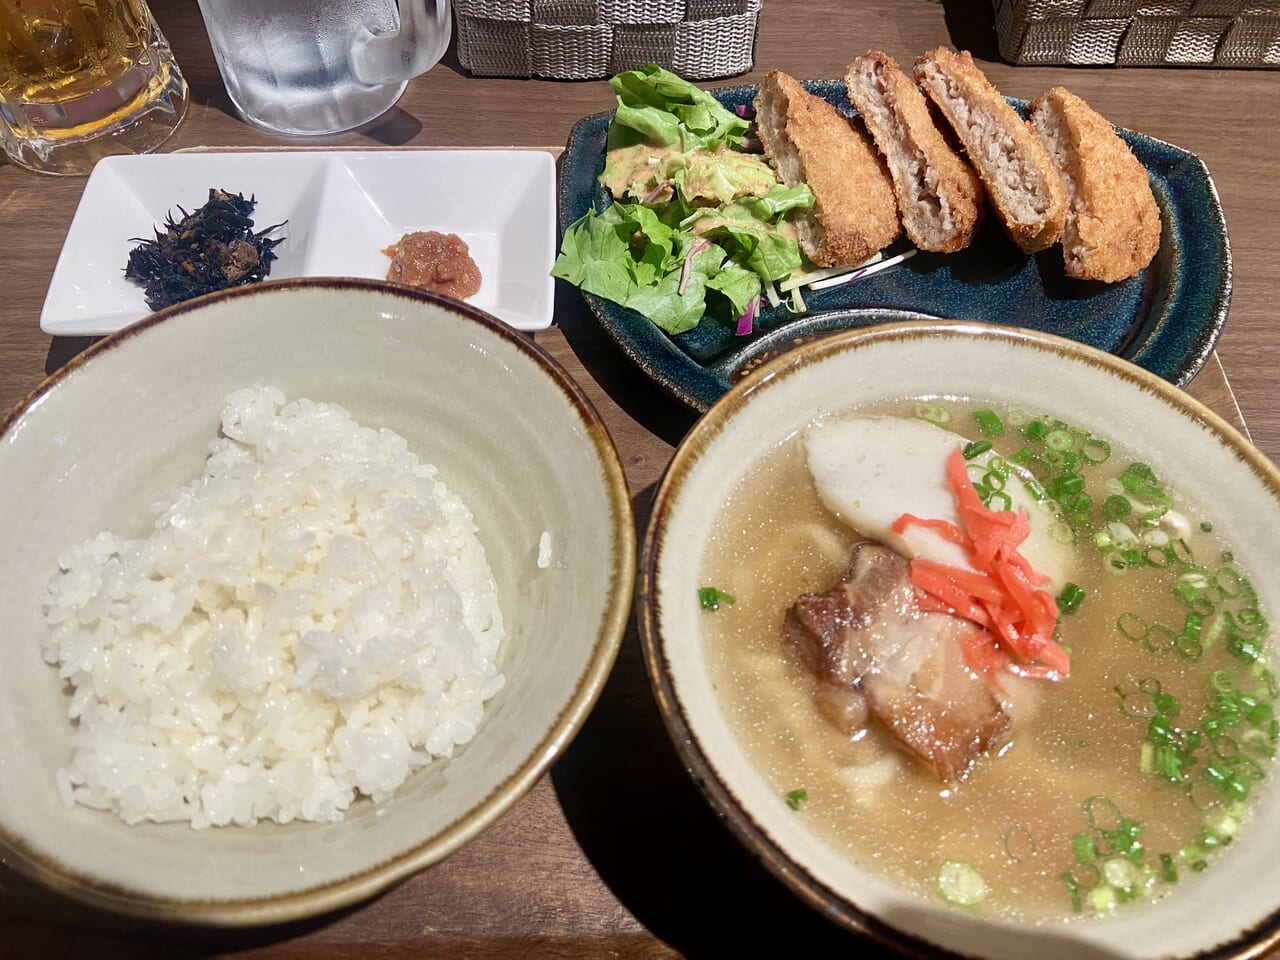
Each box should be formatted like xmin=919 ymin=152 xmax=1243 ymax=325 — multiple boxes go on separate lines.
xmin=0 ymin=0 xmax=187 ymax=175
xmin=197 ymin=0 xmax=451 ymax=137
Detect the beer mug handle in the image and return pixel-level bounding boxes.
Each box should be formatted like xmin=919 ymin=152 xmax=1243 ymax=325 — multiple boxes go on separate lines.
xmin=348 ymin=0 xmax=452 ymax=87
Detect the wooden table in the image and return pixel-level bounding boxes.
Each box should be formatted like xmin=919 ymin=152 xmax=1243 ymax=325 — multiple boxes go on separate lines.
xmin=2 ymin=2 xmax=1277 ymax=957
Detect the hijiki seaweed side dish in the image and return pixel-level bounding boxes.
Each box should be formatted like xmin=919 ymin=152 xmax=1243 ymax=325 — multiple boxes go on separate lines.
xmin=124 ymin=188 xmax=286 ymax=310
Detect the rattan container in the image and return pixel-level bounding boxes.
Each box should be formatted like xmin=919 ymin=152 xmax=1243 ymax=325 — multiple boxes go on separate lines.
xmin=454 ymin=0 xmax=763 ymax=79
xmin=992 ymin=0 xmax=1280 ymax=66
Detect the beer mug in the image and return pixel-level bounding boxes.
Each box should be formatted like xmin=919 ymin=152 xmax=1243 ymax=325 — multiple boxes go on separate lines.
xmin=0 ymin=0 xmax=187 ymax=175
xmin=196 ymin=0 xmax=452 ymax=137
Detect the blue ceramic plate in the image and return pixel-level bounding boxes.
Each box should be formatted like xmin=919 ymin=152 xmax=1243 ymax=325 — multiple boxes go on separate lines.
xmin=558 ymin=80 xmax=1231 ymax=412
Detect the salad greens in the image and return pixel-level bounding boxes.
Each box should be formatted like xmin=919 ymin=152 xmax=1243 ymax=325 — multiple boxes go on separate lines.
xmin=606 ymin=64 xmax=751 ymax=152
xmin=552 ymin=64 xmax=815 ymax=336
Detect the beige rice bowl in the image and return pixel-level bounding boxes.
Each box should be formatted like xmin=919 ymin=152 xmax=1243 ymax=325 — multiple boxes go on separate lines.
xmin=0 ymin=280 xmax=634 ymax=923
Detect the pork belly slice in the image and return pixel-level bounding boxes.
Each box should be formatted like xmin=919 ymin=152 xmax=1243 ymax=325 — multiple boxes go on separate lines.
xmin=785 ymin=541 xmax=1010 ymax=783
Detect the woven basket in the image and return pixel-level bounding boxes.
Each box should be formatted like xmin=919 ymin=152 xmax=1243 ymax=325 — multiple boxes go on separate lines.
xmin=992 ymin=0 xmax=1280 ymax=66
xmin=454 ymin=0 xmax=763 ymax=79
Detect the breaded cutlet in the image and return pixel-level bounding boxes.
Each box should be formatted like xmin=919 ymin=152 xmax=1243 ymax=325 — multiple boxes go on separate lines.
xmin=753 ymin=70 xmax=899 ymax=267
xmin=913 ymin=47 xmax=1066 ymax=254
xmin=845 ymin=51 xmax=984 ymax=253
xmin=1029 ymin=86 xmax=1161 ymax=282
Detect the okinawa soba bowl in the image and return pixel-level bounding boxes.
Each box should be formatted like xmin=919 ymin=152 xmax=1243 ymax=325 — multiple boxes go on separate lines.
xmin=0 ymin=279 xmax=634 ymax=924
xmin=639 ymin=320 xmax=1280 ymax=959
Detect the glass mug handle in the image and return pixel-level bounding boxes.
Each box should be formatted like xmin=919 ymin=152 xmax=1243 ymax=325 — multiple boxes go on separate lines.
xmin=349 ymin=0 xmax=452 ymax=87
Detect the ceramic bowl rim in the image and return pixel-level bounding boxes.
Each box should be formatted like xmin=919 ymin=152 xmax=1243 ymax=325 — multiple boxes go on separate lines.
xmin=0 ymin=277 xmax=636 ymax=926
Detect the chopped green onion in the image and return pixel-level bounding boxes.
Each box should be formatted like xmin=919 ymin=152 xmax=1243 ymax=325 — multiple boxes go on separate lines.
xmin=1205 ymin=760 xmax=1231 ymax=786
xmin=1071 ymin=497 xmax=1095 ymax=519
xmin=698 ymin=586 xmax=735 ymax=611
xmin=986 ymin=456 xmax=1012 ymax=478
xmin=1103 ymin=857 xmax=1141 ymax=890
xmin=1144 ymin=624 xmax=1177 ymax=653
xmin=1261 ymin=669 xmax=1279 ymax=700
xmin=1229 ymin=754 xmax=1265 ymax=781
xmin=1208 ymin=810 xmax=1241 ymax=840
xmin=1047 ymin=521 xmax=1076 ymax=545
xmin=1189 ymin=595 xmax=1216 ymax=620
xmin=1181 ymin=612 xmax=1205 ymax=643
xmin=1212 ymin=735 xmax=1240 ymax=760
xmin=1178 ymin=844 xmax=1204 ymax=864
xmin=1187 ymin=780 xmax=1221 ymax=811
xmin=1121 ymin=547 xmax=1147 ymax=569
xmin=1154 ymin=743 xmax=1185 ymax=782
xmin=1246 ymin=702 xmax=1274 ymax=727
xmin=1043 ymin=448 xmax=1078 ymax=472
xmin=1212 ymin=567 xmax=1247 ymax=599
xmin=1005 ymin=408 xmax=1032 ymax=427
xmin=1228 ymin=633 xmax=1264 ymax=665
xmin=1118 ymin=613 xmax=1148 ymax=642
xmin=1080 ymin=437 xmax=1112 ymax=464
xmin=937 ymin=861 xmax=987 ymax=907
xmin=1237 ymin=605 xmax=1265 ymax=628
xmin=1089 ymin=884 xmax=1118 ymax=915
xmin=1044 ymin=428 xmax=1074 ymax=452
xmin=784 ymin=788 xmax=807 ymax=810
xmin=1117 ymin=687 xmax=1156 ymax=718
xmin=1173 ymin=581 xmax=1200 ymax=605
xmin=1084 ymin=796 xmax=1122 ymax=832
xmin=1102 ymin=494 xmax=1132 ymax=521
xmin=963 ymin=440 xmax=993 ymax=460
xmin=1208 ymin=670 xmax=1239 ymax=696
xmin=1057 ymin=582 xmax=1086 ymax=614
xmin=1003 ymin=824 xmax=1036 ymax=863
xmin=1073 ymin=832 xmax=1098 ymax=861
xmin=1047 ymin=473 xmax=1085 ymax=500
xmin=1124 ymin=462 xmax=1158 ymax=485
xmin=1146 ymin=627 xmax=1172 ymax=660
xmin=1172 ymin=537 xmax=1198 ymax=568
xmin=986 ymin=490 xmax=1012 ymax=512
xmin=914 ymin=401 xmax=951 ymax=424
xmin=973 ymin=409 xmax=1004 ymax=438
xmin=1061 ymin=873 xmax=1083 ymax=913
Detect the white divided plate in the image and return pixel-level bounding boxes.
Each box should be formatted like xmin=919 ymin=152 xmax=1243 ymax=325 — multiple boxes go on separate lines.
xmin=40 ymin=150 xmax=557 ymax=335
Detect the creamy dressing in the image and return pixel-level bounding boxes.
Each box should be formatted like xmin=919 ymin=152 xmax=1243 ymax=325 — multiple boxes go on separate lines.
xmin=599 ymin=143 xmax=682 ymax=199
xmin=691 ymin=213 xmax=800 ymax=242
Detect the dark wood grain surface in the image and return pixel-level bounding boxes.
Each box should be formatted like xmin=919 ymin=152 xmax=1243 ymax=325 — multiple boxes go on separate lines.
xmin=1 ymin=2 xmax=1276 ymax=957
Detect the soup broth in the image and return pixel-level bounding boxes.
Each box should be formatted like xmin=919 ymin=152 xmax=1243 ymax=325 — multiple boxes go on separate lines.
xmin=700 ymin=399 xmax=1277 ymax=922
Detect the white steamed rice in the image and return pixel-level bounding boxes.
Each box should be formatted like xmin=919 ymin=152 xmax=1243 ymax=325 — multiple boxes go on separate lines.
xmin=42 ymin=386 xmax=505 ymax=829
